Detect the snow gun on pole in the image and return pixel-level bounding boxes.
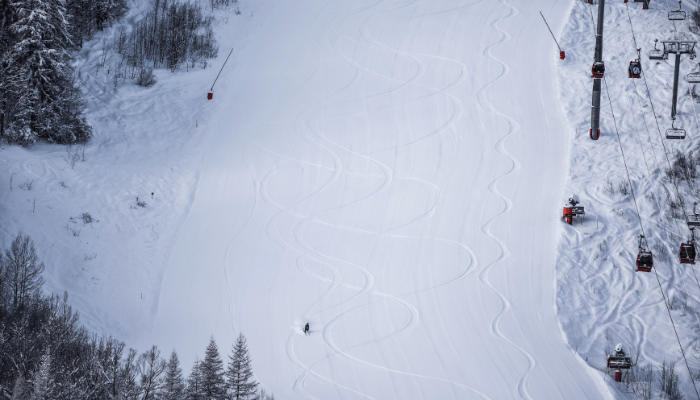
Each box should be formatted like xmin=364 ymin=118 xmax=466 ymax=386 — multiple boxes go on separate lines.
xmin=207 ymin=48 xmax=234 ymax=100
xmin=540 ymin=11 xmax=565 ymax=59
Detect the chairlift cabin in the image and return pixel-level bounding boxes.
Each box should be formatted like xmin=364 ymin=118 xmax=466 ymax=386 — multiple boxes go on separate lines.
xmin=666 ymin=119 xmax=686 ymax=139
xmin=207 ymin=92 xmax=213 ymax=100
xmin=629 ymin=61 xmax=641 ymax=78
xmin=649 ymin=39 xmax=667 ymax=60
xmin=637 ymin=234 xmax=653 ymax=272
xmin=680 ymin=242 xmax=696 ymax=264
xmin=668 ymin=1 xmax=686 ymax=20
xmin=592 ymin=61 xmax=605 ymax=78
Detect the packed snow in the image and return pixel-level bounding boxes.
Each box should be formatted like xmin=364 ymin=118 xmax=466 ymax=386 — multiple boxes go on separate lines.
xmin=7 ymin=0 xmax=700 ymax=398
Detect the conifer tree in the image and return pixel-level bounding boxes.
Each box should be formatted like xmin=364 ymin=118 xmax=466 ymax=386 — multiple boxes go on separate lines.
xmin=8 ymin=0 xmax=91 ymax=144
xmin=226 ymin=334 xmax=258 ymax=400
xmin=185 ymin=358 xmax=204 ymax=400
xmin=199 ymin=337 xmax=226 ymax=400
xmin=161 ymin=350 xmax=185 ymax=400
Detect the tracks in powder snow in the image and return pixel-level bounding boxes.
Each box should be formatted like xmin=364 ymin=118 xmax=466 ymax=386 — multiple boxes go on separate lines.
xmin=244 ymin=0 xmax=493 ymax=398
xmin=473 ymin=1 xmax=536 ymax=399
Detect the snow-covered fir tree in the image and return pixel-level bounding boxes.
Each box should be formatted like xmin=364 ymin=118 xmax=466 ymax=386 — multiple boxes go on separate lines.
xmin=6 ymin=0 xmax=90 ymax=144
xmin=227 ymin=333 xmax=258 ymax=400
xmin=161 ymin=350 xmax=185 ymax=400
xmin=185 ymin=358 xmax=204 ymax=400
xmin=200 ymin=337 xmax=227 ymax=400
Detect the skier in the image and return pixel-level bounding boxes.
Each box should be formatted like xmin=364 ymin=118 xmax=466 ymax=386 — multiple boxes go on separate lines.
xmin=304 ymin=323 xmax=310 ymax=336
xmin=614 ymin=343 xmax=625 ymax=357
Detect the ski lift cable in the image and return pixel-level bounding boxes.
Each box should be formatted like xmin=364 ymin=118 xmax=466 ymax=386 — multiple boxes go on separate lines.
xmin=596 ymin=5 xmax=700 ymax=394
xmin=602 ymin=75 xmax=646 ymax=237
xmin=632 ymin=78 xmax=662 ymax=169
xmin=624 ymin=3 xmax=660 ymax=173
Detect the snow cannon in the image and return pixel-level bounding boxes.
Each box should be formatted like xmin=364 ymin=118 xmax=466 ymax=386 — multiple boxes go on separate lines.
xmin=607 ymin=344 xmax=631 ymax=383
xmin=562 ymin=198 xmax=584 ymax=225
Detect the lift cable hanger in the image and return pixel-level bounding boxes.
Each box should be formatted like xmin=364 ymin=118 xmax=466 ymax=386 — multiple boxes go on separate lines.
xmin=540 ymin=11 xmax=565 ymax=59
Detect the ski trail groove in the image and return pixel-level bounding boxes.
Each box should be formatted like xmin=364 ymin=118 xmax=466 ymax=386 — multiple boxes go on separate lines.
xmin=474 ymin=1 xmax=536 ymax=399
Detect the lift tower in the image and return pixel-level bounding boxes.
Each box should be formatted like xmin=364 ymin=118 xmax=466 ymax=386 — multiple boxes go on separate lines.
xmin=660 ymin=39 xmax=696 ymax=139
xmin=590 ymin=0 xmax=605 ymax=140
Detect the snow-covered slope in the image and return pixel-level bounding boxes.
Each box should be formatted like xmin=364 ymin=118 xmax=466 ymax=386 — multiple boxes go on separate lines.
xmin=556 ymin=0 xmax=700 ymax=398
xmin=0 ymin=0 xmax=656 ymax=398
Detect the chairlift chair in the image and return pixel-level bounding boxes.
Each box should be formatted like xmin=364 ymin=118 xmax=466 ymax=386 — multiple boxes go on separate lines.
xmin=688 ymin=63 xmax=700 ymax=83
xmin=668 ymin=1 xmax=686 ymax=20
xmin=688 ymin=203 xmax=700 ymax=228
xmin=666 ymin=118 xmax=686 ymax=139
xmin=592 ymin=61 xmax=605 ymax=78
xmin=649 ymin=39 xmax=667 ymax=60
xmin=637 ymin=234 xmax=653 ymax=272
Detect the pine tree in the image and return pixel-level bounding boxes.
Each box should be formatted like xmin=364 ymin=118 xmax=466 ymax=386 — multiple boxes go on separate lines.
xmin=161 ymin=350 xmax=185 ymax=400
xmin=226 ymin=334 xmax=258 ymax=400
xmin=8 ymin=0 xmax=91 ymax=144
xmin=185 ymin=358 xmax=204 ymax=400
xmin=199 ymin=337 xmax=226 ymax=400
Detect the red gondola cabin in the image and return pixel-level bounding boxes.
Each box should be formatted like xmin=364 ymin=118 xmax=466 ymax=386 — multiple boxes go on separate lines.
xmin=680 ymin=242 xmax=696 ymax=264
xmin=207 ymin=92 xmax=213 ymax=100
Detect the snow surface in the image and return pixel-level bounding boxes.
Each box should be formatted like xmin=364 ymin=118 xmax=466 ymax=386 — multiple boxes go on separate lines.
xmin=8 ymin=0 xmax=698 ymax=398
xmin=557 ymin=0 xmax=700 ymax=398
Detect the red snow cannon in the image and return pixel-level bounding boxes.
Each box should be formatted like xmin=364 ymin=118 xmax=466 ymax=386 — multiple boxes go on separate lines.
xmin=563 ymin=198 xmax=584 ymax=225
xmin=563 ymin=207 xmax=573 ymax=225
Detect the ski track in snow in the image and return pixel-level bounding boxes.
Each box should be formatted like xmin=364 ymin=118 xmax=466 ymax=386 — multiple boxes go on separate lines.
xmin=473 ymin=1 xmax=535 ymax=399
xmin=265 ymin=1 xmax=489 ymax=397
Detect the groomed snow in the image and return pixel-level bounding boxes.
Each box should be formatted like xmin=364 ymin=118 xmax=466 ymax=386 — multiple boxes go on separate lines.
xmin=0 ymin=0 xmax=670 ymax=398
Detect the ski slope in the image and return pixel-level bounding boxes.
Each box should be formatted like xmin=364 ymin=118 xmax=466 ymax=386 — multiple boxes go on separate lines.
xmin=149 ymin=0 xmax=610 ymax=398
xmin=556 ymin=0 xmax=700 ymax=398
xmin=0 ymin=0 xmax=645 ymax=398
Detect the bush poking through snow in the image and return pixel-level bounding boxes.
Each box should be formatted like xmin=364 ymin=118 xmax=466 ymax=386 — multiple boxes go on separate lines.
xmin=619 ymin=180 xmax=629 ymax=196
xmin=659 ymin=360 xmax=685 ymax=400
xmin=691 ymin=8 xmax=700 ymax=34
xmin=604 ymin=177 xmax=615 ymax=195
xmin=136 ymin=67 xmax=157 ymax=87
